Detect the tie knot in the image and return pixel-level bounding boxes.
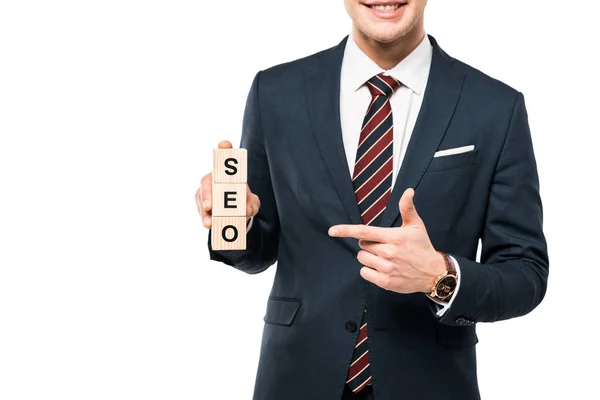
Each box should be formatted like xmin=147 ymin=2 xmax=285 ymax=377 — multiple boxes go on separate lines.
xmin=366 ymin=73 xmax=401 ymax=97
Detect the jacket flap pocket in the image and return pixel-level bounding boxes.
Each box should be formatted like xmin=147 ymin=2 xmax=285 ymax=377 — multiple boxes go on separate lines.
xmin=264 ymin=297 xmax=301 ymax=326
xmin=436 ymin=324 xmax=479 ymax=347
xmin=427 ymin=149 xmax=478 ymax=172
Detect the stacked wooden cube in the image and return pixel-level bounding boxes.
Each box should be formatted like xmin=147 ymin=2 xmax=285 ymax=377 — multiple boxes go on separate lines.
xmin=211 ymin=148 xmax=248 ymax=250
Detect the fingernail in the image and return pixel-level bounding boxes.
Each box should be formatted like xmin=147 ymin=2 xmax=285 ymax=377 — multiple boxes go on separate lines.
xmin=203 ymin=200 xmax=210 ymax=210
xmin=203 ymin=216 xmax=210 ymax=226
xmin=329 ymin=228 xmax=338 ymax=236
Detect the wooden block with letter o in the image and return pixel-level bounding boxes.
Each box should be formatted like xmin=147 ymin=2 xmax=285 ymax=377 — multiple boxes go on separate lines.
xmin=212 ymin=147 xmax=248 ymax=250
xmin=213 ymin=148 xmax=247 ymax=183
xmin=211 ymin=216 xmax=246 ymax=250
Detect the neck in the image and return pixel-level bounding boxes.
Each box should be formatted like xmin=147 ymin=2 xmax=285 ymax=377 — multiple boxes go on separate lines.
xmin=352 ymin=22 xmax=425 ymax=70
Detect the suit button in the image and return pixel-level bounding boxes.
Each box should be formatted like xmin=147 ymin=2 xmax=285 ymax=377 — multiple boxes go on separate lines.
xmin=345 ymin=320 xmax=357 ymax=333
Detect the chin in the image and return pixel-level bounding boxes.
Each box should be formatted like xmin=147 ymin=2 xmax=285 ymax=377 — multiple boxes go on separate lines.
xmin=349 ymin=1 xmax=424 ymax=44
xmin=358 ymin=23 xmax=412 ymax=44
xmin=368 ymin=28 xmax=408 ymax=43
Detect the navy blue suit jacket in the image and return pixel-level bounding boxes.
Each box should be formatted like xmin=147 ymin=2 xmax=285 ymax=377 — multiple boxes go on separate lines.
xmin=208 ymin=36 xmax=549 ymax=400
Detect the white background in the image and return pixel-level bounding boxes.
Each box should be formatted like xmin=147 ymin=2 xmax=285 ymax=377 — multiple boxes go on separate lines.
xmin=1 ymin=1 xmax=598 ymax=399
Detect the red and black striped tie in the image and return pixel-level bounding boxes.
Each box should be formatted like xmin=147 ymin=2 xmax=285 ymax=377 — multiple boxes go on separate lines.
xmin=346 ymin=73 xmax=400 ymax=393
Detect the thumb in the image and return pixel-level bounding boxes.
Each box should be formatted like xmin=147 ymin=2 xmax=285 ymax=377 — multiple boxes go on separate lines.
xmin=218 ymin=140 xmax=233 ymax=149
xmin=399 ymin=188 xmax=422 ymax=226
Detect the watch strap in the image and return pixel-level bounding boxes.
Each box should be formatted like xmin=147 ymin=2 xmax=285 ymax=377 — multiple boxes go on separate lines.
xmin=438 ymin=251 xmax=456 ymax=276
xmin=430 ymin=252 xmax=457 ymax=300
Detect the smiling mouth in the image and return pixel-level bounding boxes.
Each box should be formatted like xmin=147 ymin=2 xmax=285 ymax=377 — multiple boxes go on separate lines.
xmin=365 ymin=3 xmax=407 ymax=12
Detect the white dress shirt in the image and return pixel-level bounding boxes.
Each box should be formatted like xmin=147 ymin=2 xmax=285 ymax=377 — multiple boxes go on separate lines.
xmin=339 ymin=34 xmax=460 ymax=316
xmin=340 ymin=34 xmax=431 ymax=186
xmin=248 ymin=34 xmax=460 ymax=316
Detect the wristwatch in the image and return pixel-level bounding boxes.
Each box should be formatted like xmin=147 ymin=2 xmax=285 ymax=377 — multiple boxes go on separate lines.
xmin=429 ymin=252 xmax=458 ymax=301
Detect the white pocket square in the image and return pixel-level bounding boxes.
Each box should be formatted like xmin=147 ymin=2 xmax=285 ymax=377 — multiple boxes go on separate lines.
xmin=433 ymin=145 xmax=475 ymax=158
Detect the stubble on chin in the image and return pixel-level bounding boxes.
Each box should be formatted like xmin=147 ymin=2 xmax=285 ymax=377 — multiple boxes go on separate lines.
xmin=354 ymin=22 xmax=408 ymax=45
xmin=353 ymin=7 xmax=425 ymax=45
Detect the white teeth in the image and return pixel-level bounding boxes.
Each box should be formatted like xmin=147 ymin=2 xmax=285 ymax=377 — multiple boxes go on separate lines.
xmin=372 ymin=4 xmax=401 ymax=11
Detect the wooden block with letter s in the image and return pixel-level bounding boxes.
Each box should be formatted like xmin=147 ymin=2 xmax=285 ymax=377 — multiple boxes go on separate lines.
xmin=211 ymin=147 xmax=248 ymax=250
xmin=213 ymin=148 xmax=247 ymax=183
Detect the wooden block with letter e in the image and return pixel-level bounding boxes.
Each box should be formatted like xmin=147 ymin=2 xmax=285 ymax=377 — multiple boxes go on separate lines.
xmin=212 ymin=147 xmax=248 ymax=250
xmin=212 ymin=183 xmax=246 ymax=217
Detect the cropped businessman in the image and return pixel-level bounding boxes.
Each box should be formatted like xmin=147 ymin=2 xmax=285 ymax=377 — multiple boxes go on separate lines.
xmin=196 ymin=1 xmax=549 ymax=399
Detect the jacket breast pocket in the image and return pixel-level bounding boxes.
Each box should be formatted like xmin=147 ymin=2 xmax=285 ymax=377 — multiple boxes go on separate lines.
xmin=427 ymin=150 xmax=478 ymax=172
xmin=263 ymin=297 xmax=302 ymax=326
xmin=436 ymin=324 xmax=479 ymax=347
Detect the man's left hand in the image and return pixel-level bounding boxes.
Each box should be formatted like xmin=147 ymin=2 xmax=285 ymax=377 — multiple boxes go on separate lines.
xmin=329 ymin=188 xmax=446 ymax=294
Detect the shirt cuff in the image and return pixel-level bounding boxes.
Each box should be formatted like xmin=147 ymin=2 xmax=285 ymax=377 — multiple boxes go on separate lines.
xmin=246 ymin=216 xmax=254 ymax=232
xmin=429 ymin=255 xmax=461 ymax=317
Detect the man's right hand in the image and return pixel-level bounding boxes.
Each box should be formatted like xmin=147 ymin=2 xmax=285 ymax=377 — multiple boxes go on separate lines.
xmin=195 ymin=140 xmax=261 ymax=229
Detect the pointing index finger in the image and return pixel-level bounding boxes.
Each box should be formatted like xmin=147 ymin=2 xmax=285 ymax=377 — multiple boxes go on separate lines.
xmin=328 ymin=224 xmax=390 ymax=243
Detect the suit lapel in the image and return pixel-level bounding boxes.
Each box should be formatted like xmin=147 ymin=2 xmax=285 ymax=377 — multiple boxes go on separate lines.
xmin=303 ymin=37 xmax=364 ymax=225
xmin=302 ymin=36 xmax=466 ymax=227
xmin=380 ymin=36 xmax=467 ymax=227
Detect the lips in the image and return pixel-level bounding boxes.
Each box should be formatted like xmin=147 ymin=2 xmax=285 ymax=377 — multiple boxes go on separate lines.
xmin=362 ymin=1 xmax=408 ymax=17
xmin=363 ymin=1 xmax=408 ymax=9
xmin=369 ymin=4 xmax=402 ymax=11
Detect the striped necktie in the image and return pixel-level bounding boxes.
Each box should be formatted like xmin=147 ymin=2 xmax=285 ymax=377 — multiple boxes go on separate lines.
xmin=345 ymin=73 xmax=400 ymax=393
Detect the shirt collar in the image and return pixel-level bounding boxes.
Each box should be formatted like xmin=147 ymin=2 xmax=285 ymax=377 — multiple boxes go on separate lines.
xmin=343 ymin=33 xmax=432 ymax=95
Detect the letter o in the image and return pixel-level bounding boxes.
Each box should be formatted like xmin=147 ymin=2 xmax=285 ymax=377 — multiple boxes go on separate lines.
xmin=221 ymin=225 xmax=239 ymax=243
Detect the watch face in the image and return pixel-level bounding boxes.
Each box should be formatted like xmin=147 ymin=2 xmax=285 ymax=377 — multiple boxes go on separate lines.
xmin=436 ymin=276 xmax=457 ymax=299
